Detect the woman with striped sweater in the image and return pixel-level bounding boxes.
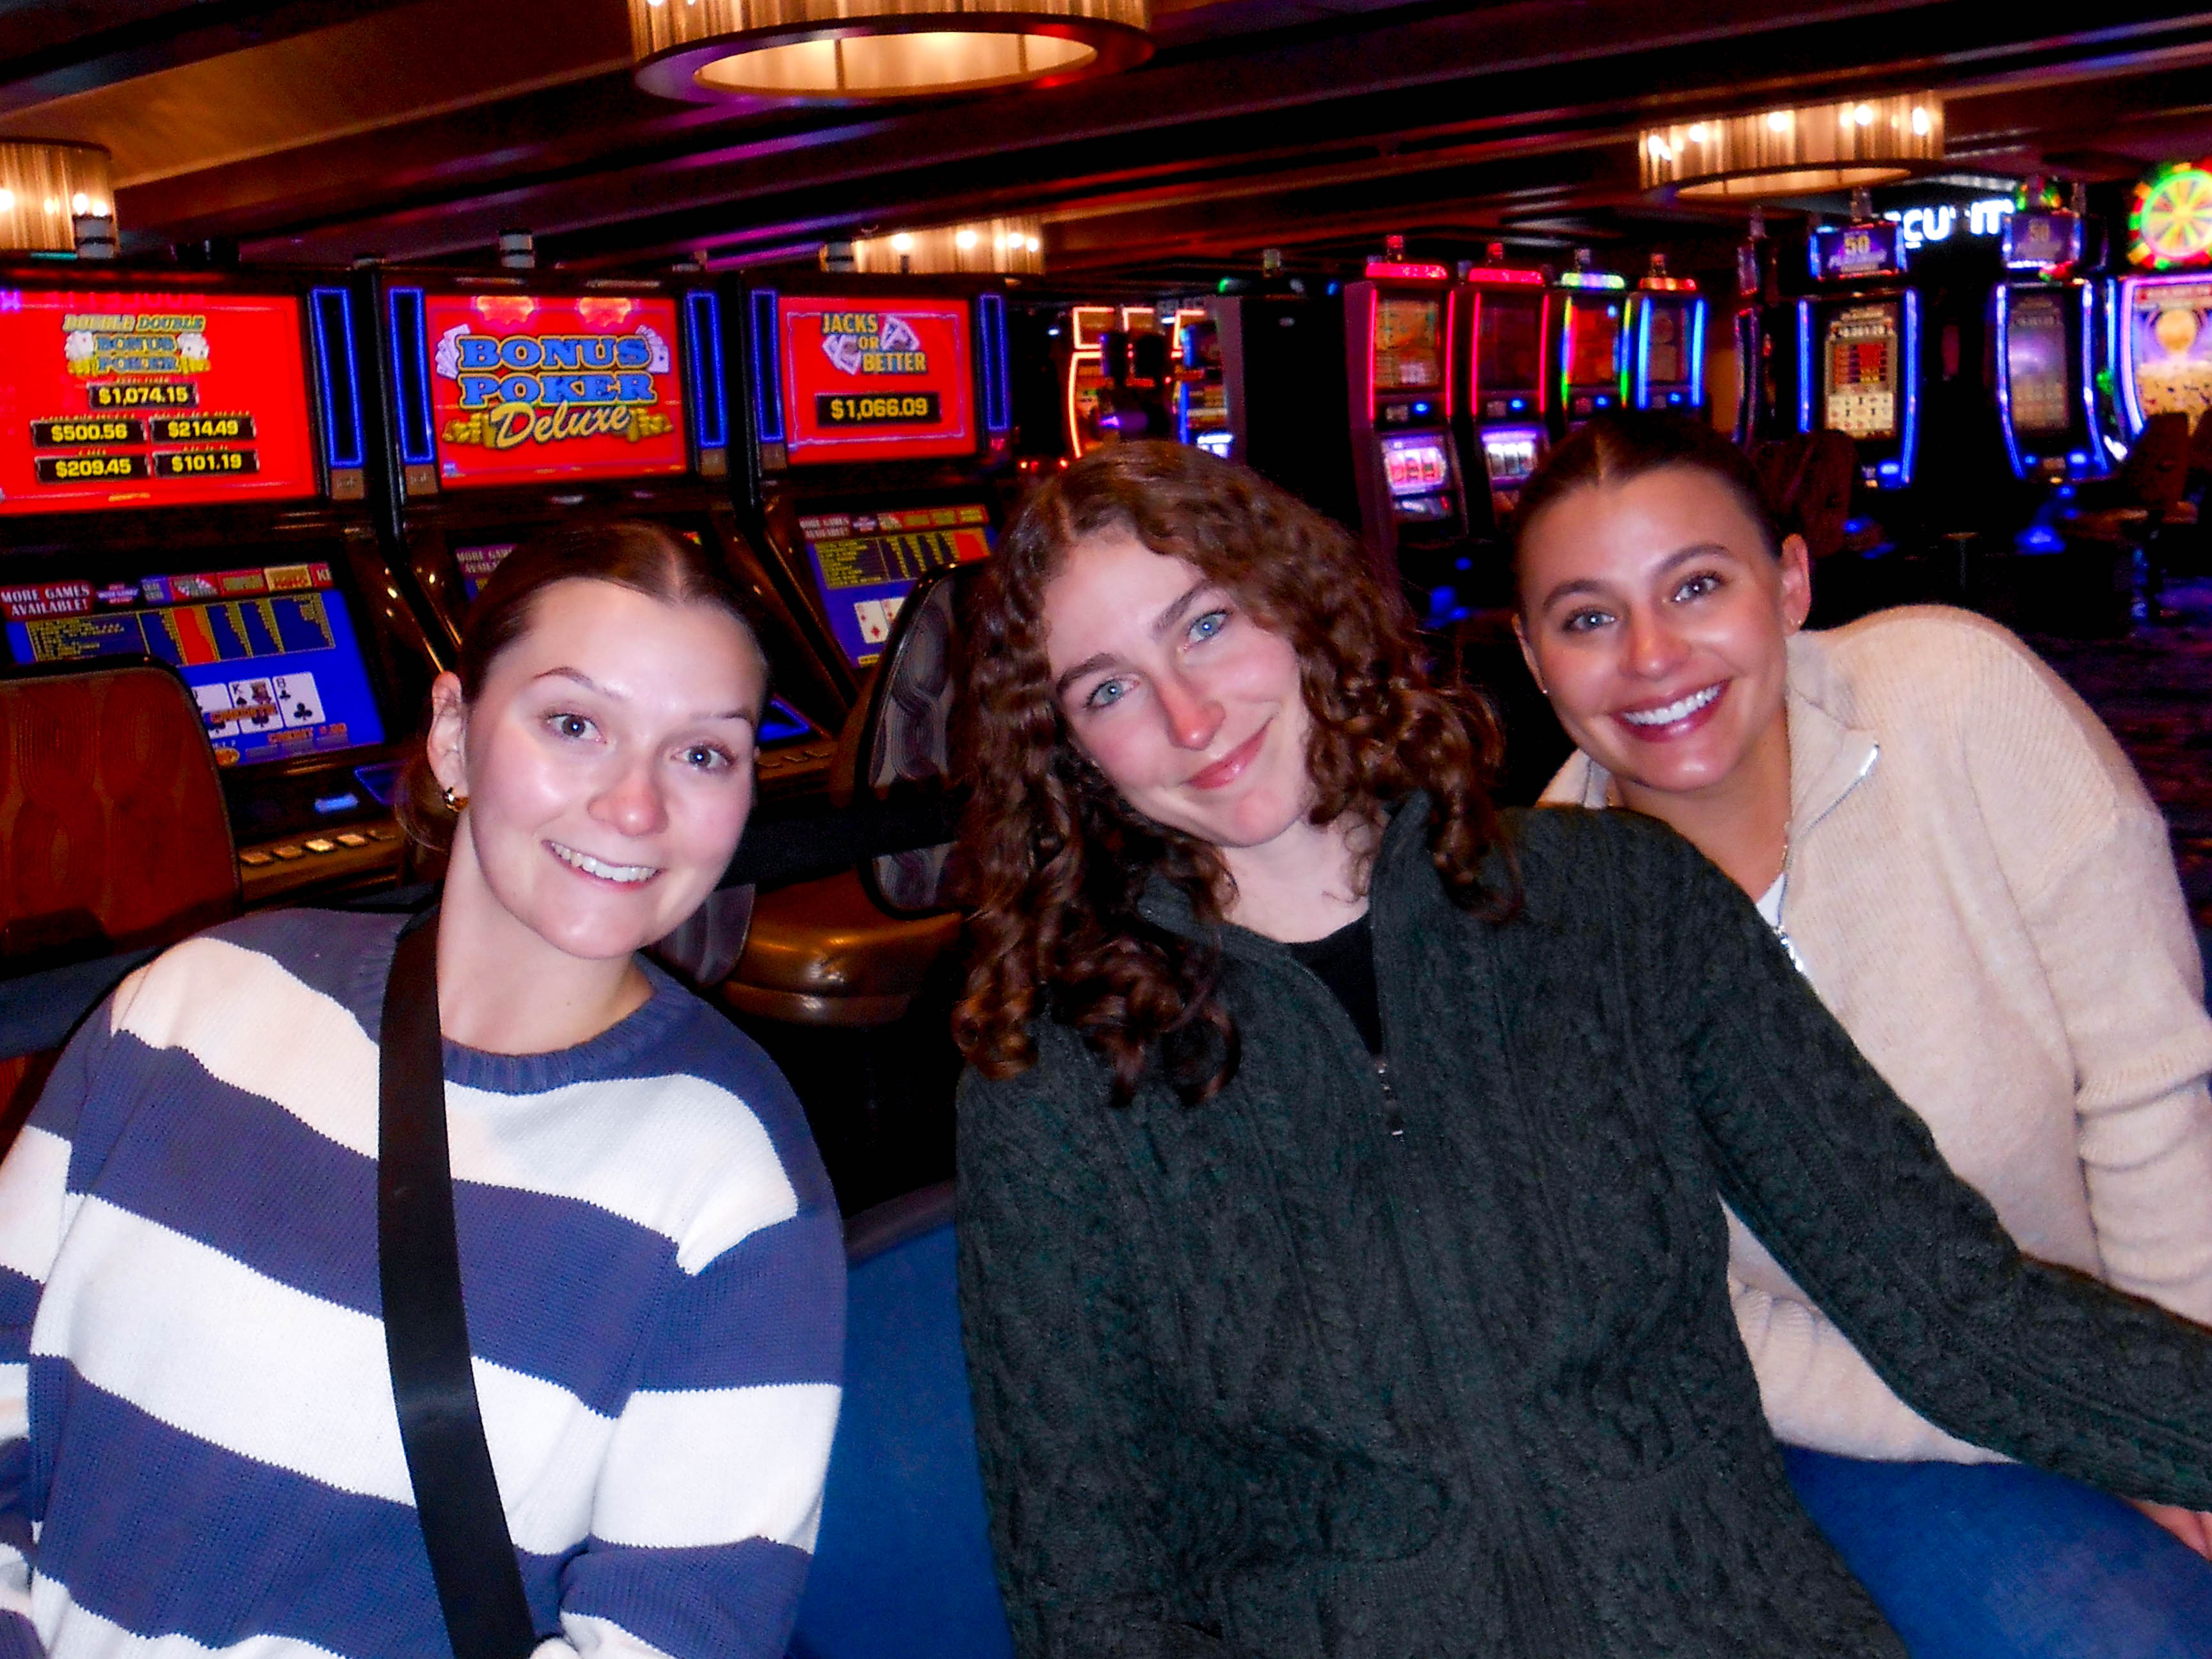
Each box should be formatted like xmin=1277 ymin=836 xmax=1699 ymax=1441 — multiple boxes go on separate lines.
xmin=0 ymin=522 xmax=844 ymax=1659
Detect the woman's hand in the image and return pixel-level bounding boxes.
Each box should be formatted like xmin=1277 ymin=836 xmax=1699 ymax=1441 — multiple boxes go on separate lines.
xmin=2130 ymin=1498 xmax=2212 ymax=1560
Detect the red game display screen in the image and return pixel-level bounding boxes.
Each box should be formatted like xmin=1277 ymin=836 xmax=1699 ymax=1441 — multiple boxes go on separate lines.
xmin=779 ymin=297 xmax=976 ymax=463
xmin=0 ymin=289 xmax=319 ymax=517
xmin=424 ymin=292 xmax=688 ymax=488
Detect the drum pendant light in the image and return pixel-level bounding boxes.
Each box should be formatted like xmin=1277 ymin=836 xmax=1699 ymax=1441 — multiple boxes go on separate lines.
xmin=1640 ymin=95 xmax=1943 ymax=200
xmin=0 ymin=141 xmax=115 ymax=254
xmin=630 ymin=0 xmax=1151 ymax=101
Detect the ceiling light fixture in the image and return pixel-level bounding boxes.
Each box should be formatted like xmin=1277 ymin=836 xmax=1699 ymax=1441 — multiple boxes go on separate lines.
xmin=0 ymin=141 xmax=113 ymax=253
xmin=1640 ymin=93 xmax=1943 ymax=200
xmin=850 ymin=216 xmax=1045 ymax=273
xmin=630 ymin=0 xmax=1150 ymax=101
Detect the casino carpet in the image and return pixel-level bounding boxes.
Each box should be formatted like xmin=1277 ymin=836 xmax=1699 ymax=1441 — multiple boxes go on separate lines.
xmin=2023 ymin=575 xmax=2212 ymax=930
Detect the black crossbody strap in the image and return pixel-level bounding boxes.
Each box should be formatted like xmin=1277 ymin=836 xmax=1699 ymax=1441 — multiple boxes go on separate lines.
xmin=378 ymin=908 xmax=539 ymax=1659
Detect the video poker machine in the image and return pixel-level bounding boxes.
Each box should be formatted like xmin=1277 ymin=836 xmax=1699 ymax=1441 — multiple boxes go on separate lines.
xmin=1549 ymin=256 xmax=1629 ymax=438
xmin=2112 ymin=158 xmax=2212 ymax=447
xmin=0 ymin=268 xmax=438 ymax=904
xmin=1455 ymin=251 xmax=1550 ymax=532
xmin=1992 ymin=204 xmax=2106 ymax=486
xmin=1793 ymin=217 xmax=1923 ymax=501
xmin=1626 ymin=258 xmax=1706 ymax=415
xmin=373 ymin=271 xmax=840 ymax=802
xmin=1344 ymin=250 xmax=1469 ymax=582
xmin=733 ymin=275 xmax=1013 ymax=701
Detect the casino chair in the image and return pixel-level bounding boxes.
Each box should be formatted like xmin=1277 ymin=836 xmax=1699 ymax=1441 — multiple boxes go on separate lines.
xmin=2051 ymin=412 xmax=2195 ymax=629
xmin=0 ymin=660 xmax=240 ymax=1139
xmin=713 ymin=565 xmax=973 ymax=1208
xmin=786 ymin=1182 xmax=1016 ymax=1659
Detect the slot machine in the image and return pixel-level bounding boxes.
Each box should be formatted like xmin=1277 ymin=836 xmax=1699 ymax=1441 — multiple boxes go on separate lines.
xmin=1455 ymin=248 xmax=1550 ymax=533
xmin=1732 ymin=214 xmax=1790 ymax=448
xmin=1344 ymin=246 xmax=1468 ymax=582
xmin=1172 ymin=307 xmax=1230 ymax=457
xmin=1794 ymin=214 xmax=1923 ymax=499
xmin=1992 ymin=202 xmax=2106 ymax=486
xmin=2110 ymin=157 xmax=2212 ymax=447
xmin=1548 ymin=254 xmax=1629 ymax=438
xmin=1062 ymin=304 xmax=1185 ymax=458
xmin=373 ymin=269 xmax=840 ymax=803
xmin=0 ymin=264 xmax=439 ymax=904
xmin=733 ymin=275 xmax=1013 ymax=701
xmin=1626 ymin=256 xmax=1706 ymax=414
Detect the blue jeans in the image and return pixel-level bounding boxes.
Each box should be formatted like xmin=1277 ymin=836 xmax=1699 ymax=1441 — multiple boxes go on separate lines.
xmin=1784 ymin=1447 xmax=2212 ymax=1658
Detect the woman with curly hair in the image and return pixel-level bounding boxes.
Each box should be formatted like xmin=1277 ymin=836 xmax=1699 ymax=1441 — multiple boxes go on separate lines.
xmin=952 ymin=439 xmax=2212 ymax=1659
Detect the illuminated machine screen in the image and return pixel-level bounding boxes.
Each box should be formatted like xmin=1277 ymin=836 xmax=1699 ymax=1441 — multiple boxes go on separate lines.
xmin=1476 ymin=298 xmax=1542 ymax=397
xmin=1 ymin=560 xmax=383 ymax=768
xmin=0 ymin=289 xmax=319 ymax=517
xmin=797 ymin=502 xmax=993 ymax=668
xmin=1823 ymin=303 xmax=1900 ymax=440
xmin=1566 ymin=301 xmax=1623 ymax=387
xmin=1646 ymin=301 xmax=1688 ymax=386
xmin=1380 ymin=433 xmax=1454 ymax=522
xmin=2129 ymin=279 xmax=2212 ymax=426
xmin=2005 ymin=291 xmax=2072 ymax=438
xmin=780 ymin=297 xmax=976 ymax=464
xmin=1068 ymin=357 xmax=1112 ymax=454
xmin=1481 ymin=426 xmax=1544 ymax=488
xmin=1374 ymin=298 xmax=1443 ymax=390
xmin=424 ymin=292 xmax=687 ymax=489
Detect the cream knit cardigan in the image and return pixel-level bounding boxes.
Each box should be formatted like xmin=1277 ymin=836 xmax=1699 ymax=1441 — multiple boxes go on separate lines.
xmin=1542 ymin=604 xmax=2212 ymax=1461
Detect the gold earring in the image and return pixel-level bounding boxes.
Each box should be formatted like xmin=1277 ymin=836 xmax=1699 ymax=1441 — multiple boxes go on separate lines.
xmin=442 ymin=785 xmax=468 ymax=813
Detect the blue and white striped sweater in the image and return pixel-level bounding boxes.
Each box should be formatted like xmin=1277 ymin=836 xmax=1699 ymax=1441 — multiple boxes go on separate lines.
xmin=0 ymin=908 xmax=845 ymax=1659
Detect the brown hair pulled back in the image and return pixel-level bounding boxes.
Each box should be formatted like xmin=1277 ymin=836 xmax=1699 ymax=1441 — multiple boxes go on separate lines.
xmin=954 ymin=440 xmax=1512 ymax=1108
xmin=396 ymin=519 xmax=763 ymax=851
xmin=1511 ymin=410 xmax=1781 ymax=605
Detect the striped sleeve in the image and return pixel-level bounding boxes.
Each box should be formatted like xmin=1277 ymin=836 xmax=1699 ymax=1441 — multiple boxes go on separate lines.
xmin=554 ymin=1034 xmax=846 ymax=1659
xmin=0 ymin=980 xmax=131 ymax=1659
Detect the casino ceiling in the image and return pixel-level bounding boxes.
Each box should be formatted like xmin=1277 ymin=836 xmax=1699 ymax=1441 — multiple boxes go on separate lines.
xmin=5 ymin=0 xmax=2212 ymax=280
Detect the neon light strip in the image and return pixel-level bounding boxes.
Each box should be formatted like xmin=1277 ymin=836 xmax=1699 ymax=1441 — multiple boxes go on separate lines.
xmin=1464 ymin=291 xmax=1483 ymax=407
xmin=1464 ymin=266 xmax=1543 ymax=287
xmin=1441 ymin=288 xmax=1457 ymax=421
xmin=749 ymin=289 xmax=783 ymax=445
xmin=684 ymin=290 xmax=728 ymax=451
xmin=980 ymin=291 xmax=1011 ymax=434
xmin=1900 ymin=288 xmax=1921 ymax=487
xmin=1365 ymin=260 xmax=1451 ymax=281
xmin=387 ymin=287 xmax=435 ymax=468
xmin=1993 ymin=284 xmax=2024 ymax=480
xmin=1631 ymin=294 xmax=1650 ymax=406
xmin=1795 ymin=298 xmax=1813 ymax=435
xmin=1557 ymin=271 xmax=1626 ymax=291
xmin=1363 ymin=287 xmax=1378 ymax=419
xmin=1537 ymin=291 xmax=1553 ymax=419
xmin=1557 ymin=294 xmax=1574 ymax=414
xmin=1064 ymin=353 xmax=1088 ymax=456
xmin=309 ymin=287 xmax=365 ymax=472
xmin=2079 ymin=282 xmax=2103 ymax=472
xmin=1688 ymin=296 xmax=1706 ymax=407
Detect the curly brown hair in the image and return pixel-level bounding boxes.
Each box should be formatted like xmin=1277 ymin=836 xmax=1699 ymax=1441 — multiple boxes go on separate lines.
xmin=954 ymin=440 xmax=1514 ymax=1107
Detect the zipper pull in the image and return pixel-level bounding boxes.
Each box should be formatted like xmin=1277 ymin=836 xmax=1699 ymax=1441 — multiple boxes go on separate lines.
xmin=1375 ymin=1055 xmax=1406 ymax=1137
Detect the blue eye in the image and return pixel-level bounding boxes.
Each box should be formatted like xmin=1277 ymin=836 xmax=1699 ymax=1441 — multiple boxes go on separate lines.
xmin=1086 ymin=679 xmax=1127 ymax=710
xmin=1560 ymin=607 xmax=1613 ymax=634
xmin=1189 ymin=609 xmax=1228 ymax=643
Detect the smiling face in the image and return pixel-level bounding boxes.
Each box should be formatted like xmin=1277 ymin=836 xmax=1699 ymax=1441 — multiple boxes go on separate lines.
xmin=428 ymin=577 xmax=765 ymax=965
xmin=1515 ymin=464 xmax=1809 ymax=805
xmin=1043 ymin=527 xmax=1315 ymax=856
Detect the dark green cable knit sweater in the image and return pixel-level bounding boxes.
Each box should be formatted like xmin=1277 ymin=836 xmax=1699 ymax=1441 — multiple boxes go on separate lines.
xmin=956 ymin=800 xmax=2212 ymax=1659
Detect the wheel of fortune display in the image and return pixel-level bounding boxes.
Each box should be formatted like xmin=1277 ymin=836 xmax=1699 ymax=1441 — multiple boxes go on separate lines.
xmin=2131 ymin=159 xmax=2212 ymax=271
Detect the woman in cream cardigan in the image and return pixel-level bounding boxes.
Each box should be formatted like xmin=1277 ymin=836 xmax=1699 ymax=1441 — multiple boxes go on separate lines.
xmin=1514 ymin=411 xmax=2212 ymax=1658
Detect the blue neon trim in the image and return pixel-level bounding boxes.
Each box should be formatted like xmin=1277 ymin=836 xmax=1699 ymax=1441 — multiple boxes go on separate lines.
xmin=1993 ymin=285 xmax=2026 ymax=480
xmin=1795 ymin=299 xmax=1813 ymax=434
xmin=1899 ymin=288 xmax=1920 ymax=487
xmin=2117 ymin=276 xmax=2152 ymax=440
xmin=1688 ymin=297 xmax=1706 ymax=407
xmin=684 ymin=290 xmax=728 ymax=451
xmin=387 ymin=287 xmax=435 ymax=468
xmin=979 ymin=291 xmax=1011 ymax=433
xmin=308 ymin=287 xmax=365 ymax=472
xmin=2077 ymin=282 xmax=2104 ymax=474
xmin=749 ymin=289 xmax=784 ymax=444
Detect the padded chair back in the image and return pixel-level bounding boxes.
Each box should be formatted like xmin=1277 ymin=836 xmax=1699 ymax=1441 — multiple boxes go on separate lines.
xmin=2192 ymin=410 xmax=2212 ymax=480
xmin=0 ymin=662 xmax=236 ymax=960
xmin=2125 ymin=412 xmax=2193 ymax=515
xmin=841 ymin=566 xmax=973 ymax=918
xmin=787 ymin=1183 xmax=1015 ymax=1659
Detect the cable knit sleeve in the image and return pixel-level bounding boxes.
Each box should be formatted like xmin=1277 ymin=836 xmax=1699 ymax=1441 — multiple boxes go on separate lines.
xmin=1635 ymin=821 xmax=2212 ymax=1510
xmin=957 ymin=1043 xmax=1219 ymax=1659
xmin=1954 ymin=627 xmax=2212 ymax=1322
